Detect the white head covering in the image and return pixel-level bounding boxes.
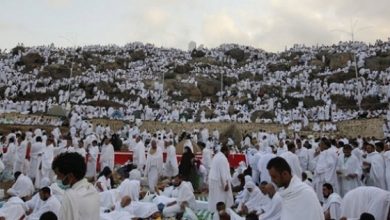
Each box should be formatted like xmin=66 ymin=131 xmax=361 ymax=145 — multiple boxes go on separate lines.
xmin=244 ymin=181 xmax=256 ymax=190
xmin=129 ymin=169 xmax=142 ymax=181
xmin=40 ymin=177 xmax=51 ymax=189
xmin=34 ymin=128 xmax=42 ymax=137
xmin=340 ymin=138 xmax=349 ymax=145
xmin=237 ymin=161 xmax=247 ymax=174
xmin=244 ymin=175 xmax=252 ymax=184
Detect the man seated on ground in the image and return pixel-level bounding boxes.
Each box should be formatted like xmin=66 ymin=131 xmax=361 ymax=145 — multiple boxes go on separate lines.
xmin=99 ymin=171 xmax=143 ymax=211
xmin=0 ymin=196 xmax=27 ymax=220
xmin=113 ymin=195 xmax=160 ymax=219
xmin=162 ymin=174 xmax=196 ymax=218
xmin=234 ymin=176 xmax=252 ymax=207
xmin=153 ymin=180 xmax=177 ymax=207
xmin=7 ymin=171 xmax=35 ymax=201
xmin=239 ymin=181 xmax=269 ymax=215
xmin=46 ymin=178 xmax=64 ymax=202
xmin=117 ymin=173 xmax=142 ymax=202
xmin=213 ymin=201 xmax=244 ymax=220
xmin=128 ymin=166 xmax=142 ymax=181
xmin=232 ymin=173 xmax=245 ymax=193
xmin=154 ymin=179 xmax=175 ymax=197
xmin=322 ymin=183 xmax=342 ymax=220
xmin=258 ymin=183 xmax=282 ymax=220
xmin=231 ymin=162 xmax=247 ymax=192
xmin=237 ymin=180 xmax=269 ymax=214
xmin=25 ymin=187 xmax=61 ymax=220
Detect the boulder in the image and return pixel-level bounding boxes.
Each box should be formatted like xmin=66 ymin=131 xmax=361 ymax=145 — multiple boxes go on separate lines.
xmin=174 ymin=63 xmax=192 ymax=74
xmin=39 ymin=64 xmax=71 ymax=79
xmin=197 ymin=78 xmax=220 ymax=98
xmin=180 ymin=83 xmax=202 ymax=102
xmin=329 ymin=53 xmax=352 ymax=70
xmin=17 ymin=53 xmax=45 ymax=72
xmin=225 ymin=48 xmax=245 ymax=62
xmin=330 ymin=95 xmax=358 ymax=110
xmin=365 ymin=56 xmax=390 ymax=71
xmin=326 ymin=71 xmax=356 ymax=83
xmin=220 ymin=124 xmax=242 ymax=148
xmin=195 ymin=106 xmax=214 ymax=121
xmin=85 ymin=100 xmax=126 ymax=108
xmin=130 ymin=50 xmax=146 ymax=61
xmin=11 ymin=46 xmax=26 ymax=56
xmin=191 ymin=50 xmax=206 ymax=58
xmin=250 ymin=110 xmax=275 ymax=122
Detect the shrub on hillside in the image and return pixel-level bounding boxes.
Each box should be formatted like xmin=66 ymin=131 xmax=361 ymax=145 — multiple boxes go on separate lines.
xmin=39 ymin=64 xmax=71 ymax=79
xmin=225 ymin=48 xmax=245 ymax=62
xmin=365 ymin=56 xmax=390 ymax=71
xmin=11 ymin=45 xmax=26 ymax=56
xmin=326 ymin=70 xmax=356 ymax=84
xmin=331 ymin=95 xmax=358 ymax=110
xmin=191 ymin=50 xmax=205 ymax=58
xmin=361 ymin=96 xmax=388 ymax=110
xmin=16 ymin=53 xmax=45 ymax=72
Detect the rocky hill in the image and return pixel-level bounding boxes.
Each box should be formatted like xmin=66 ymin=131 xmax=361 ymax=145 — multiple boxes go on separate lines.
xmin=1 ymin=40 xmax=390 ymax=123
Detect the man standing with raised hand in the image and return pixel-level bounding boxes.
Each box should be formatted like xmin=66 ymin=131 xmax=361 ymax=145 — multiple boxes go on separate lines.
xmin=363 ymin=143 xmax=386 ymax=189
xmin=336 ymin=144 xmax=362 ymax=196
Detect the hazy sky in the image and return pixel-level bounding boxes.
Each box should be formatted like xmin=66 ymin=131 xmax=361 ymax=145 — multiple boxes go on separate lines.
xmin=1 ymin=0 xmax=389 ymax=52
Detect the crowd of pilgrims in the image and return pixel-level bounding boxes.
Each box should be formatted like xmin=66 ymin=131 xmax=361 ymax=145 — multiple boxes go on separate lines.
xmin=0 ymin=121 xmax=389 ymax=220
xmin=1 ymin=40 xmax=390 ymax=132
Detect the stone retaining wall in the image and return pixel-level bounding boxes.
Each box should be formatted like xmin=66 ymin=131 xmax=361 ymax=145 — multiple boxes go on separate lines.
xmin=0 ymin=114 xmax=384 ymax=139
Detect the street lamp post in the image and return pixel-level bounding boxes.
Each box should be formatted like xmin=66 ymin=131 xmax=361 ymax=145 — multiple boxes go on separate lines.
xmin=59 ymin=35 xmax=77 ymax=111
xmin=220 ymin=71 xmax=224 ymax=103
xmin=66 ymin=62 xmax=74 ymax=110
xmin=331 ymin=20 xmax=371 ymax=110
xmin=161 ymin=71 xmax=165 ymax=98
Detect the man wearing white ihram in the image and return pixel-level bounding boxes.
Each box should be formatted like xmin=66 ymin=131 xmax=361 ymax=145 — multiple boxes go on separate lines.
xmin=208 ymin=146 xmax=233 ymax=212
xmin=312 ymin=138 xmax=339 ymax=202
xmin=86 ymin=140 xmax=99 ymax=181
xmin=336 ymin=144 xmax=362 ymax=196
xmin=13 ymin=133 xmax=28 ymax=174
xmin=267 ymin=157 xmax=324 ymax=220
xmin=340 ymin=186 xmax=390 ymax=220
xmin=363 ymin=143 xmax=386 ymax=189
xmin=164 ymin=139 xmax=178 ymax=178
xmin=100 ymin=138 xmax=115 ymax=171
xmin=133 ymin=135 xmax=146 ymax=172
xmin=280 ymin=142 xmax=302 ymax=180
xmin=144 ymin=140 xmax=163 ymax=193
xmin=162 ymin=174 xmax=196 ymax=217
xmin=52 ymin=152 xmax=99 ymax=220
xmin=29 ymin=136 xmax=45 ymax=184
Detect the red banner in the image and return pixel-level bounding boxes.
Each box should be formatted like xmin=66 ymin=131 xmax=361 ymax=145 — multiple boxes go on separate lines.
xmin=112 ymin=152 xmax=246 ymax=168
